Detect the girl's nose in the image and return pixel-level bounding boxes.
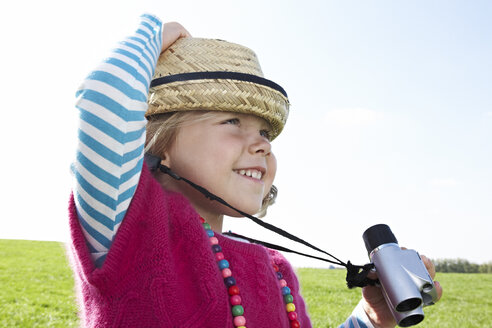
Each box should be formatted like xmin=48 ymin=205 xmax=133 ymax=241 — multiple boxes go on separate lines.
xmin=248 ymin=134 xmax=272 ymax=156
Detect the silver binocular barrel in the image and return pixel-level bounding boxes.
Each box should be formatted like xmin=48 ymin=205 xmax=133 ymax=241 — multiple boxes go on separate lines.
xmin=363 ymin=224 xmax=438 ymax=327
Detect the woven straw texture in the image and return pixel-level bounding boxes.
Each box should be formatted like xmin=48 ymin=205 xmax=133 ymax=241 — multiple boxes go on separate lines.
xmin=146 ymin=38 xmax=289 ymax=139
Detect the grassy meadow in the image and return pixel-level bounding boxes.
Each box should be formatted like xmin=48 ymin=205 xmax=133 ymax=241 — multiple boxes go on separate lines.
xmin=1 ymin=239 xmax=491 ymax=327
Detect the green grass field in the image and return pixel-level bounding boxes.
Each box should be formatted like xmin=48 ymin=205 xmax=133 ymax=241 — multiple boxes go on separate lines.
xmin=1 ymin=239 xmax=491 ymax=327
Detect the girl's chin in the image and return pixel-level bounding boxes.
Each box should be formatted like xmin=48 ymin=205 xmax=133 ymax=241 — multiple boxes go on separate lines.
xmin=220 ymin=202 xmax=262 ymax=218
xmin=191 ymin=197 xmax=261 ymax=218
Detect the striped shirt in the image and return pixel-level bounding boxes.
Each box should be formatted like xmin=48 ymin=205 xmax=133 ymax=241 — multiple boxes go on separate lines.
xmin=73 ymin=14 xmax=162 ymax=267
xmin=71 ymin=14 xmax=372 ymax=328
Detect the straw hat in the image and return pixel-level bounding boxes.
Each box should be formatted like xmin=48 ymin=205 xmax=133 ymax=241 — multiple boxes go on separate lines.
xmin=146 ymin=38 xmax=290 ymax=139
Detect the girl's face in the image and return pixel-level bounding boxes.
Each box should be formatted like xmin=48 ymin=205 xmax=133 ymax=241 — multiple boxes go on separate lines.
xmin=161 ymin=112 xmax=276 ymax=219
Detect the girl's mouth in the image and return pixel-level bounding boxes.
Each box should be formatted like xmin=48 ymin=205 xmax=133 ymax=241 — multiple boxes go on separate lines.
xmin=234 ymin=169 xmax=263 ymax=180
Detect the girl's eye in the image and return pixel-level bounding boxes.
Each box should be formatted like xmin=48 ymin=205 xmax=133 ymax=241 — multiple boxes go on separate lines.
xmin=260 ymin=129 xmax=271 ymax=140
xmin=222 ymin=117 xmax=271 ymax=140
xmin=223 ymin=118 xmax=240 ymax=125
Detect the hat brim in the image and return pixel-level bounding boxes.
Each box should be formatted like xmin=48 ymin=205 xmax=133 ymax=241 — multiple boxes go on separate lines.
xmin=146 ymin=78 xmax=289 ymax=140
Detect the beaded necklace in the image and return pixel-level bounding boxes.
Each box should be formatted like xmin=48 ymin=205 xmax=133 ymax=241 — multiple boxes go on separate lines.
xmin=200 ymin=217 xmax=301 ymax=328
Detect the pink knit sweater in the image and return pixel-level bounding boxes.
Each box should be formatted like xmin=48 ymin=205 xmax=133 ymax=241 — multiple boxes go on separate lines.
xmin=68 ymin=163 xmax=312 ymax=327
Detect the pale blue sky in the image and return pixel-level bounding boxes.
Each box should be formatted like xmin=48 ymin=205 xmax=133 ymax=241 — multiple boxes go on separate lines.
xmin=1 ymin=0 xmax=490 ymax=267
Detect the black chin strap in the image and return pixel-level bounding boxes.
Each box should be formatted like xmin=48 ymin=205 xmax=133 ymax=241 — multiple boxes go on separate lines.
xmin=147 ymin=154 xmax=376 ymax=288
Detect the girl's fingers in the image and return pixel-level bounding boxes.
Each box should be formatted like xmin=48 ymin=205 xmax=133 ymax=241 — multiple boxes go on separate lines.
xmin=434 ymin=280 xmax=443 ymax=302
xmin=367 ymin=269 xmax=378 ymax=280
xmin=162 ymin=22 xmax=192 ymax=52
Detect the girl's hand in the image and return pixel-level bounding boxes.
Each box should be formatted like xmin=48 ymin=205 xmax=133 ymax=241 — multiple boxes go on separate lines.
xmin=361 ymin=253 xmax=443 ymax=328
xmin=161 ymin=22 xmax=191 ymax=53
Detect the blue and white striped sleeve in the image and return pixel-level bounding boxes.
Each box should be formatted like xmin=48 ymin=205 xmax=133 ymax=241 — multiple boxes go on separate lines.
xmin=72 ymin=14 xmax=163 ymax=267
xmin=338 ymin=300 xmax=375 ymax=328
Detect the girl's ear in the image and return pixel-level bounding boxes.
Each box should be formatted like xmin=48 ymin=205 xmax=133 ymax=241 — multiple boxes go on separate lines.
xmin=160 ymin=152 xmax=171 ymax=167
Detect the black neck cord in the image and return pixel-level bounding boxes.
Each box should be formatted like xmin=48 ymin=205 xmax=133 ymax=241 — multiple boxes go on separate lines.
xmin=223 ymin=231 xmax=344 ymax=266
xmin=155 ymin=161 xmax=376 ymax=288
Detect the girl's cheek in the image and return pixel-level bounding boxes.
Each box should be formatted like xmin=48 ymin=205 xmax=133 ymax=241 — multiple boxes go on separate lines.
xmin=268 ymin=153 xmax=277 ymax=179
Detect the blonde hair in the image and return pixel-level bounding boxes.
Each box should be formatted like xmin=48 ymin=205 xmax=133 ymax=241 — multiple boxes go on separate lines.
xmin=144 ymin=111 xmax=277 ymax=217
xmin=145 ymin=111 xmax=217 ymax=158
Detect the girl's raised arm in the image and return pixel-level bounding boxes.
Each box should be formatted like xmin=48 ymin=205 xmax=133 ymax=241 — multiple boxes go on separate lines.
xmin=72 ymin=14 xmax=188 ymax=267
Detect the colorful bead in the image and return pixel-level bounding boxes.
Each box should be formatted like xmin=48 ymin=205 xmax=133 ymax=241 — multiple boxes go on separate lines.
xmin=232 ymin=305 xmax=244 ymax=316
xmin=230 ymin=295 xmax=242 ymax=305
xmin=212 ymin=244 xmax=222 ymax=253
xmin=233 ymin=315 xmax=246 ymax=326
xmin=288 ymin=311 xmax=298 ymax=321
xmin=222 ymin=268 xmax=232 ymax=278
xmin=201 ymin=217 xmax=299 ymax=328
xmin=228 ymin=285 xmax=240 ymax=296
xmin=218 ymin=259 xmax=229 ymax=269
xmin=272 ymin=260 xmax=299 ymax=326
xmin=224 ymin=276 xmax=236 ymax=287
xmin=290 ymin=319 xmax=301 ymax=328
xmin=286 ymin=303 xmax=296 ymax=312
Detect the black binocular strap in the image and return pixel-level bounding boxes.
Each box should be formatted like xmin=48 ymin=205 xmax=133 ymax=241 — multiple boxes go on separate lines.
xmin=221 ymin=231 xmax=377 ymax=288
xmin=156 ymin=161 xmax=376 ymax=288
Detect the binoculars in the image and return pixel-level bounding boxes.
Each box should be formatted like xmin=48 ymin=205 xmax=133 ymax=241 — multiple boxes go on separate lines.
xmin=363 ymin=224 xmax=438 ymax=327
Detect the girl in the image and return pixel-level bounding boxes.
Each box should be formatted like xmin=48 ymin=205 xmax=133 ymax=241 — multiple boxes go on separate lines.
xmin=69 ymin=14 xmax=441 ymax=327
